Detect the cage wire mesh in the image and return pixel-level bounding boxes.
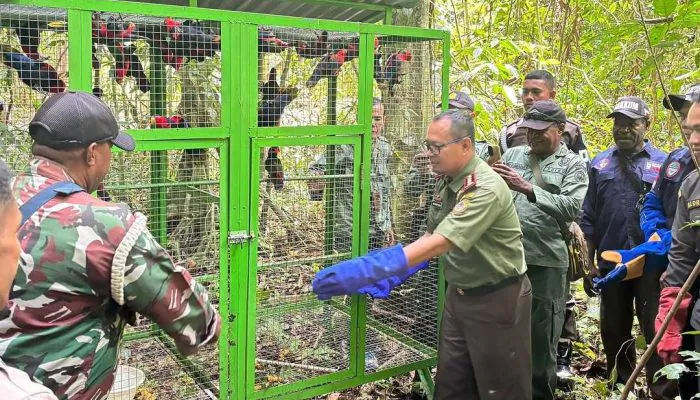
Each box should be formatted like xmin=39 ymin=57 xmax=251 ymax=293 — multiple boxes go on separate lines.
xmin=104 ymin=147 xmax=222 ymax=399
xmin=255 ymin=144 xmax=357 ymax=390
xmin=362 ymin=35 xmax=441 ymax=373
xmin=258 ymin=27 xmax=359 ymax=127
xmin=0 ymin=5 xmax=68 ymax=173
xmin=92 ymin=12 xmax=221 ymax=129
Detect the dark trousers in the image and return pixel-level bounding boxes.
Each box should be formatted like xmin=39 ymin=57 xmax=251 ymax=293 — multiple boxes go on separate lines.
xmin=435 ymin=276 xmax=532 ymax=400
xmin=600 ymin=268 xmax=678 ymax=400
xmin=528 ymin=265 xmax=568 ymax=400
xmin=561 ymin=287 xmax=578 ymax=341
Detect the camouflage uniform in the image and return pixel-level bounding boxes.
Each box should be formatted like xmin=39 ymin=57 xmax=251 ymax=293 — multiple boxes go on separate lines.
xmin=0 ymin=157 xmax=221 ymax=400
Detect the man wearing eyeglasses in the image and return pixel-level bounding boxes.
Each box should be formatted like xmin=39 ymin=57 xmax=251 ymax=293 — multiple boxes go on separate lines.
xmin=404 ymin=91 xmax=491 ymax=241
xmin=313 ymin=110 xmax=532 ymax=399
xmin=493 ymin=100 xmax=588 ymax=400
xmin=580 ymin=96 xmax=669 ymax=398
xmin=499 ymin=70 xmax=587 ymax=163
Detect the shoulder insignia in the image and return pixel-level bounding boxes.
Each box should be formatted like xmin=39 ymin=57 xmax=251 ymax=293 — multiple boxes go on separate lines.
xmin=687 ymin=198 xmax=700 ymax=211
xmin=457 ymin=172 xmax=478 ymax=199
xmin=666 ymin=160 xmax=681 ymax=178
xmin=595 ymin=157 xmax=610 ymax=170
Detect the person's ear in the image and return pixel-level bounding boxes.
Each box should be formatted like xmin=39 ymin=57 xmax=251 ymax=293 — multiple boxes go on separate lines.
xmin=85 ymin=143 xmax=98 ymax=167
xmin=550 ymin=90 xmax=557 ymax=100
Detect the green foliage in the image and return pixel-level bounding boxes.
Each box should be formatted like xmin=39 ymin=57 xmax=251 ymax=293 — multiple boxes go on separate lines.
xmin=434 ymin=0 xmax=700 ymax=156
xmin=654 ymin=362 xmax=690 ymax=381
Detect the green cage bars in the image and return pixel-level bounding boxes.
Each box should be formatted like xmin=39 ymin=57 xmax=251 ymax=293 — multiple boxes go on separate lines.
xmin=0 ymin=1 xmax=449 ymax=399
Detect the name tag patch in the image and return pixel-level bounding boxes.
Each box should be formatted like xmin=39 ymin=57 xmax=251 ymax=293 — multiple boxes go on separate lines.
xmin=688 ymin=199 xmax=700 ymax=211
xmin=645 ymin=161 xmax=662 ymax=174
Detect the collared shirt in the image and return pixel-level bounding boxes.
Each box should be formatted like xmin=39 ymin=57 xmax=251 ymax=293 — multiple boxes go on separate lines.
xmin=499 ymin=117 xmax=588 ymax=160
xmin=0 ymin=358 xmax=57 ymax=399
xmin=426 ymin=156 xmax=527 ymax=289
xmin=502 ymin=143 xmax=589 ymax=268
xmin=581 ymin=141 xmax=667 ymax=269
xmin=0 ymin=158 xmax=220 ymax=400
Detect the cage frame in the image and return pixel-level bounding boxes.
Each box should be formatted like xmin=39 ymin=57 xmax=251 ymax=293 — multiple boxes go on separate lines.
xmin=2 ymin=1 xmax=451 ymax=399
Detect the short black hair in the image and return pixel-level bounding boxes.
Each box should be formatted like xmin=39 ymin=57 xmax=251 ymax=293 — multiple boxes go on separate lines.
xmin=432 ymin=110 xmax=476 ymax=144
xmin=525 ymin=70 xmax=556 ymax=91
xmin=0 ymin=160 xmax=13 ymax=209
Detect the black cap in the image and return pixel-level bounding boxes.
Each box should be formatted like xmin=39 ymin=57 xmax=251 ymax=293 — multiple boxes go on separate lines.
xmin=29 ymin=91 xmax=135 ymax=151
xmin=607 ymin=96 xmax=650 ymax=119
xmin=663 ymin=84 xmax=700 ymax=111
xmin=438 ymin=91 xmax=475 ymax=111
xmin=520 ymin=100 xmax=567 ymax=130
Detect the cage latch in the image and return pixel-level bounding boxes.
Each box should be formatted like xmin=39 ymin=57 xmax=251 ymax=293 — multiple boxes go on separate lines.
xmin=228 ymin=231 xmax=254 ymax=244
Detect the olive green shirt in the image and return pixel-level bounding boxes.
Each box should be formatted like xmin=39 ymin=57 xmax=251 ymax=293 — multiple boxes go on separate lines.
xmin=501 ymin=144 xmax=589 ymax=268
xmin=426 ymin=156 xmax=527 ymax=289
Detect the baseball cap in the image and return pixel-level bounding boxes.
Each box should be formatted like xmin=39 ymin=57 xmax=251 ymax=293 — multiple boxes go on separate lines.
xmin=437 ymin=91 xmax=475 ymax=111
xmin=663 ymin=84 xmax=700 ymax=111
xmin=519 ymin=100 xmax=567 ymax=130
xmin=607 ymin=96 xmax=650 ymax=119
xmin=29 ymin=91 xmax=135 ymax=151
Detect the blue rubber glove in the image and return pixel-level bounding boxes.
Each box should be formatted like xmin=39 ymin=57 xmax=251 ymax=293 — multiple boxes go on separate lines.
xmin=593 ymin=265 xmax=627 ymax=290
xmin=607 ymin=231 xmax=671 ymax=270
xmin=312 ymin=244 xmax=409 ymax=300
xmin=357 ymin=260 xmax=430 ymax=299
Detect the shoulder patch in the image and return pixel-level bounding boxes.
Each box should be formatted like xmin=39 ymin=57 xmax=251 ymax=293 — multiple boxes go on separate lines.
xmin=453 ymin=191 xmax=476 ymax=216
xmin=666 ymin=160 xmax=681 ymax=178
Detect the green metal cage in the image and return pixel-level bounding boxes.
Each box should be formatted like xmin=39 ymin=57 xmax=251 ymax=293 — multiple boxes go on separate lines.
xmin=0 ymin=1 xmax=450 ymax=399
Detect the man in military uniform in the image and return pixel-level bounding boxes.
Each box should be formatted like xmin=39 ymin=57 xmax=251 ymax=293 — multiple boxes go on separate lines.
xmin=0 ymin=92 xmax=221 ymax=400
xmin=656 ymin=91 xmax=700 ymax=392
xmin=405 ymin=91 xmax=491 ymax=241
xmin=311 ymin=97 xmax=394 ymax=251
xmin=499 ymin=70 xmax=587 ymax=161
xmin=313 ymin=110 xmax=532 ymax=399
xmin=499 ymin=71 xmax=587 ymax=382
xmin=581 ymin=96 xmax=672 ymax=399
xmin=493 ymin=100 xmax=588 ymax=400
xmin=0 ymin=159 xmax=58 ymax=400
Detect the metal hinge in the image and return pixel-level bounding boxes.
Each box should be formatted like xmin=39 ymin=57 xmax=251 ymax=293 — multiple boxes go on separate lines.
xmin=228 ymin=231 xmax=254 ymax=244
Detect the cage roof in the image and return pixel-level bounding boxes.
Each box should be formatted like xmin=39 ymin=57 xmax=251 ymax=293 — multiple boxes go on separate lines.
xmin=115 ymin=0 xmax=418 ymax=23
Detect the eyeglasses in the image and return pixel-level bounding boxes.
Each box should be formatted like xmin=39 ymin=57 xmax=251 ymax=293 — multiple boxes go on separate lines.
xmin=421 ymin=136 xmax=467 ymax=155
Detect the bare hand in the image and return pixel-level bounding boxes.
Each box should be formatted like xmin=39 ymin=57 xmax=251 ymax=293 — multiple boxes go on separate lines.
xmin=491 ymin=163 xmax=533 ymax=195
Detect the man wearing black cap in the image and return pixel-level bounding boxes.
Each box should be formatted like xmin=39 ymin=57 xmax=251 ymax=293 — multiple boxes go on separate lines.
xmin=596 ymin=84 xmax=700 ymax=398
xmin=581 ymin=96 xmax=671 ymax=399
xmin=405 ymin=91 xmax=492 ymax=241
xmin=499 ymin=70 xmax=587 ymax=160
xmin=499 ymin=71 xmax=587 ymax=383
xmin=657 ymin=89 xmax=700 ymax=398
xmin=493 ymin=100 xmax=588 ymax=400
xmin=0 ymin=91 xmax=221 ymax=399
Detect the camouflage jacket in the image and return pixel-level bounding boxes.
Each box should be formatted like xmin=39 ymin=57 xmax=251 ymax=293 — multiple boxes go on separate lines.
xmin=0 ymin=158 xmax=221 ymax=400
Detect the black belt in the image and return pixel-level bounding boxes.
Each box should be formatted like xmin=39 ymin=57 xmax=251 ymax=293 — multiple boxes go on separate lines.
xmin=454 ymin=274 xmax=524 ymax=296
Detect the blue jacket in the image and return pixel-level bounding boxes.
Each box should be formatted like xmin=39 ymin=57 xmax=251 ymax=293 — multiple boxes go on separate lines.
xmin=581 ymin=141 xmax=667 ymax=270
